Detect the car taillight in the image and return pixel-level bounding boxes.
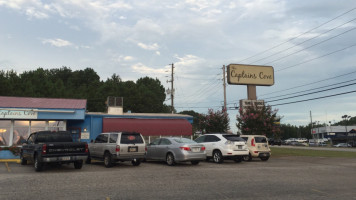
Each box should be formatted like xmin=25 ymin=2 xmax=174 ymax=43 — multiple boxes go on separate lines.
xmin=116 ymin=145 xmax=120 ymax=152
xmin=225 ymin=140 xmax=233 ymax=145
xmin=180 ymin=147 xmax=191 ymax=151
xmin=85 ymin=143 xmax=89 ymax=153
xmin=251 ymin=138 xmax=255 ymax=147
xmin=201 ymin=146 xmax=206 ymax=151
xmin=42 ymin=144 xmax=47 ymax=155
xmin=145 ymin=146 xmax=147 ymax=152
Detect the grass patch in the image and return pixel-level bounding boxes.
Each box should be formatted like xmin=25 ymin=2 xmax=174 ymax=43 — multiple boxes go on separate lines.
xmin=270 ymin=147 xmax=356 ymax=158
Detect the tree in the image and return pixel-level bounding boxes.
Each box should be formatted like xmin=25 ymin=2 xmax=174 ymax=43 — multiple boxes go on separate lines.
xmin=179 ymin=110 xmax=204 ymax=134
xmin=236 ymin=105 xmax=280 ymax=138
xmin=199 ymin=109 xmax=230 ymax=133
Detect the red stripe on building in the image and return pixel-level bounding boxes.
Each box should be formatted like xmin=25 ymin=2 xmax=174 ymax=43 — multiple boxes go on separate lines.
xmin=103 ymin=118 xmax=192 ymax=136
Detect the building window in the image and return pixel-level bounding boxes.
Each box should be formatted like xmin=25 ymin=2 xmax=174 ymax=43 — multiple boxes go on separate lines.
xmin=0 ymin=120 xmax=66 ymax=146
xmin=14 ymin=121 xmax=30 ymax=145
xmin=0 ymin=121 xmax=11 ymax=146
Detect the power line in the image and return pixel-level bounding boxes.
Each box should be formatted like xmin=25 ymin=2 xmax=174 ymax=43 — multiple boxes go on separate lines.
xmin=259 ymin=69 xmax=356 ymax=97
xmin=263 ymin=26 xmax=356 ymax=65
xmin=250 ymin=17 xmax=356 ymax=65
xmin=264 ymin=78 xmax=356 ymax=100
xmin=270 ymin=90 xmax=356 ymax=106
xmin=238 ymin=7 xmax=356 ymax=63
xmin=266 ymin=81 xmax=356 ymax=103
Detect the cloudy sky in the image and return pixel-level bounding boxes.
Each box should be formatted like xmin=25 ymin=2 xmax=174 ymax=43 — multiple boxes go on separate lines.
xmin=1 ymin=0 xmax=356 ymax=132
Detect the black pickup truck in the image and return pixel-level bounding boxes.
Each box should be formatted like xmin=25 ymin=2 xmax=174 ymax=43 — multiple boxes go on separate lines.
xmin=20 ymin=131 xmax=88 ymax=172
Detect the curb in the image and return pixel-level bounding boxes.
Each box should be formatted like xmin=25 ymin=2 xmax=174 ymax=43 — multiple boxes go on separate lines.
xmin=0 ymin=159 xmax=20 ymax=163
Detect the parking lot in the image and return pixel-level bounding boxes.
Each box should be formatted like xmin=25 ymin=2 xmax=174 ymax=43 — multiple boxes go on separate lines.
xmin=1 ymin=156 xmax=356 ymax=200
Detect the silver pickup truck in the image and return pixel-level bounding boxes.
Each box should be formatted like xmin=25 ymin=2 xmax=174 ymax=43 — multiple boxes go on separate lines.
xmin=86 ymin=132 xmax=146 ymax=168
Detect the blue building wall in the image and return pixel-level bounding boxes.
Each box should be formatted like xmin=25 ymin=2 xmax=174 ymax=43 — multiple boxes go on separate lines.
xmin=67 ymin=113 xmax=193 ymax=143
xmin=38 ymin=109 xmax=85 ymax=120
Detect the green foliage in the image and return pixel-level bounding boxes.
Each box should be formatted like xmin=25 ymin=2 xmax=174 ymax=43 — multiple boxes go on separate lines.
xmin=0 ymin=67 xmax=170 ymax=113
xmin=199 ymin=109 xmax=230 ymax=133
xmin=179 ymin=110 xmax=204 ymax=133
xmin=236 ymin=105 xmax=280 ymax=138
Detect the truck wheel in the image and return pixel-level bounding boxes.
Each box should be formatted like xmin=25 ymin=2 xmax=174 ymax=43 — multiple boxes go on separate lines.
xmin=20 ymin=152 xmax=27 ymax=165
xmin=132 ymin=159 xmax=141 ymax=166
xmin=74 ymin=160 xmax=83 ymax=169
xmin=104 ymin=152 xmax=113 ymax=168
xmin=34 ymin=155 xmax=43 ymax=172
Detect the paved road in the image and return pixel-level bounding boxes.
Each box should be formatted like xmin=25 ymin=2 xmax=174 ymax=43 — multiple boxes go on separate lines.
xmin=1 ymin=157 xmax=356 ymax=200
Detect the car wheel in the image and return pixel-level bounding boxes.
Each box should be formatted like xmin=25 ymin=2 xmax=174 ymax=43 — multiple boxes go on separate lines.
xmin=20 ymin=152 xmax=27 ymax=165
xmin=260 ymin=157 xmax=270 ymax=161
xmin=191 ymin=161 xmax=200 ymax=165
xmin=166 ymin=153 xmax=176 ymax=166
xmin=234 ymin=156 xmax=242 ymax=163
xmin=243 ymin=154 xmax=252 ymax=162
xmin=104 ymin=152 xmax=113 ymax=168
xmin=132 ymin=159 xmax=141 ymax=166
xmin=34 ymin=155 xmax=43 ymax=172
xmin=213 ymin=150 xmax=223 ymax=164
xmin=74 ymin=160 xmax=83 ymax=169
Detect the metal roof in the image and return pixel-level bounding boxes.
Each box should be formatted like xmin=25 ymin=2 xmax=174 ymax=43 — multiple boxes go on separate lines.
xmin=0 ymin=96 xmax=87 ymax=109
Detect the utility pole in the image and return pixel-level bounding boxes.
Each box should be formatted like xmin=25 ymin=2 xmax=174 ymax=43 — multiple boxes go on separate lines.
xmin=310 ymin=111 xmax=314 ymax=140
xmin=167 ymin=63 xmax=174 ymax=114
xmin=222 ymin=65 xmax=227 ymax=112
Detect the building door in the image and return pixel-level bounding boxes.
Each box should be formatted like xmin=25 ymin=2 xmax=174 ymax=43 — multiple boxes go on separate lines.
xmin=68 ymin=128 xmax=81 ymax=142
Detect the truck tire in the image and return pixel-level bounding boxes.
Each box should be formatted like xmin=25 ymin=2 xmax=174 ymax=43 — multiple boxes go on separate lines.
xmin=34 ymin=155 xmax=43 ymax=172
xmin=104 ymin=152 xmax=113 ymax=168
xmin=20 ymin=152 xmax=27 ymax=165
xmin=74 ymin=160 xmax=83 ymax=169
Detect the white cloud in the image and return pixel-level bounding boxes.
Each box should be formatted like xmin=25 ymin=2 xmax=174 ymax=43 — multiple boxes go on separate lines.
xmin=137 ymin=42 xmax=159 ymax=51
xmin=131 ymin=63 xmax=168 ymax=76
xmin=42 ymin=38 xmax=73 ymax=47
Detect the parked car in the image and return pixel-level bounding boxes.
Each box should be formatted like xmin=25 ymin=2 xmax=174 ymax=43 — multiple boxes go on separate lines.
xmin=86 ymin=132 xmax=146 ymax=168
xmin=333 ymin=143 xmax=351 ymax=148
xmin=194 ymin=133 xmax=249 ymax=163
xmin=296 ymin=138 xmax=308 ymax=143
xmin=241 ymin=135 xmax=271 ymax=161
xmin=20 ymin=131 xmax=88 ymax=172
xmin=146 ymin=137 xmax=206 ymax=166
xmin=268 ymin=138 xmax=282 ymax=146
xmin=284 ymin=138 xmax=297 ymax=144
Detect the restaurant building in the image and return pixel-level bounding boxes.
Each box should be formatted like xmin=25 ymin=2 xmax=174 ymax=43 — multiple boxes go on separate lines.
xmin=0 ymin=96 xmax=193 ymax=147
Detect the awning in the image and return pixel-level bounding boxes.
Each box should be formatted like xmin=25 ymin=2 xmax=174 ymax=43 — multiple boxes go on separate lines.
xmin=103 ymin=118 xmax=192 ymax=136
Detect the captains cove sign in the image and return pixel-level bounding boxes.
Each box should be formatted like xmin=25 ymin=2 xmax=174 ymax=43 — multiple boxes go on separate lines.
xmin=0 ymin=109 xmax=38 ymax=119
xmin=227 ymin=64 xmax=274 ymax=86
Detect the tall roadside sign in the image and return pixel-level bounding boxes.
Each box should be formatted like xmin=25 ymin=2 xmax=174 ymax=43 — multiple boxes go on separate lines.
xmin=226 ymin=64 xmax=274 ymax=110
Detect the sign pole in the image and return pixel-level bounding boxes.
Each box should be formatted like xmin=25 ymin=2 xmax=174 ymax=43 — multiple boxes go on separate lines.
xmin=247 ymin=85 xmax=257 ymax=100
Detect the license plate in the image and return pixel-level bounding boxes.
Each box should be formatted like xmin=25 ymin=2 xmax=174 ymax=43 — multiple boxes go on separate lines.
xmin=192 ymin=147 xmax=200 ymax=152
xmin=128 ymin=146 xmax=138 ymax=152
xmin=61 ymin=157 xmax=70 ymax=161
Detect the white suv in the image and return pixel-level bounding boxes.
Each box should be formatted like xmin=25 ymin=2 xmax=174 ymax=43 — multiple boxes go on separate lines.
xmin=195 ymin=133 xmax=249 ymax=163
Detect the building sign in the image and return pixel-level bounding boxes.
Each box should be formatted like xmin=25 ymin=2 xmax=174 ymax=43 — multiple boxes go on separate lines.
xmin=239 ymin=99 xmax=265 ymax=113
xmin=0 ymin=109 xmax=38 ymax=119
xmin=227 ymin=64 xmax=274 ymax=86
xmin=81 ymin=132 xmax=90 ymax=140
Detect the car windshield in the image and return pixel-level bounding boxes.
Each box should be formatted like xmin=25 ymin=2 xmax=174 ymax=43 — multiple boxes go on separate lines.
xmin=255 ymin=137 xmax=267 ymax=143
xmin=222 ymin=135 xmax=245 ymax=141
xmin=173 ymin=138 xmax=196 ymax=144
